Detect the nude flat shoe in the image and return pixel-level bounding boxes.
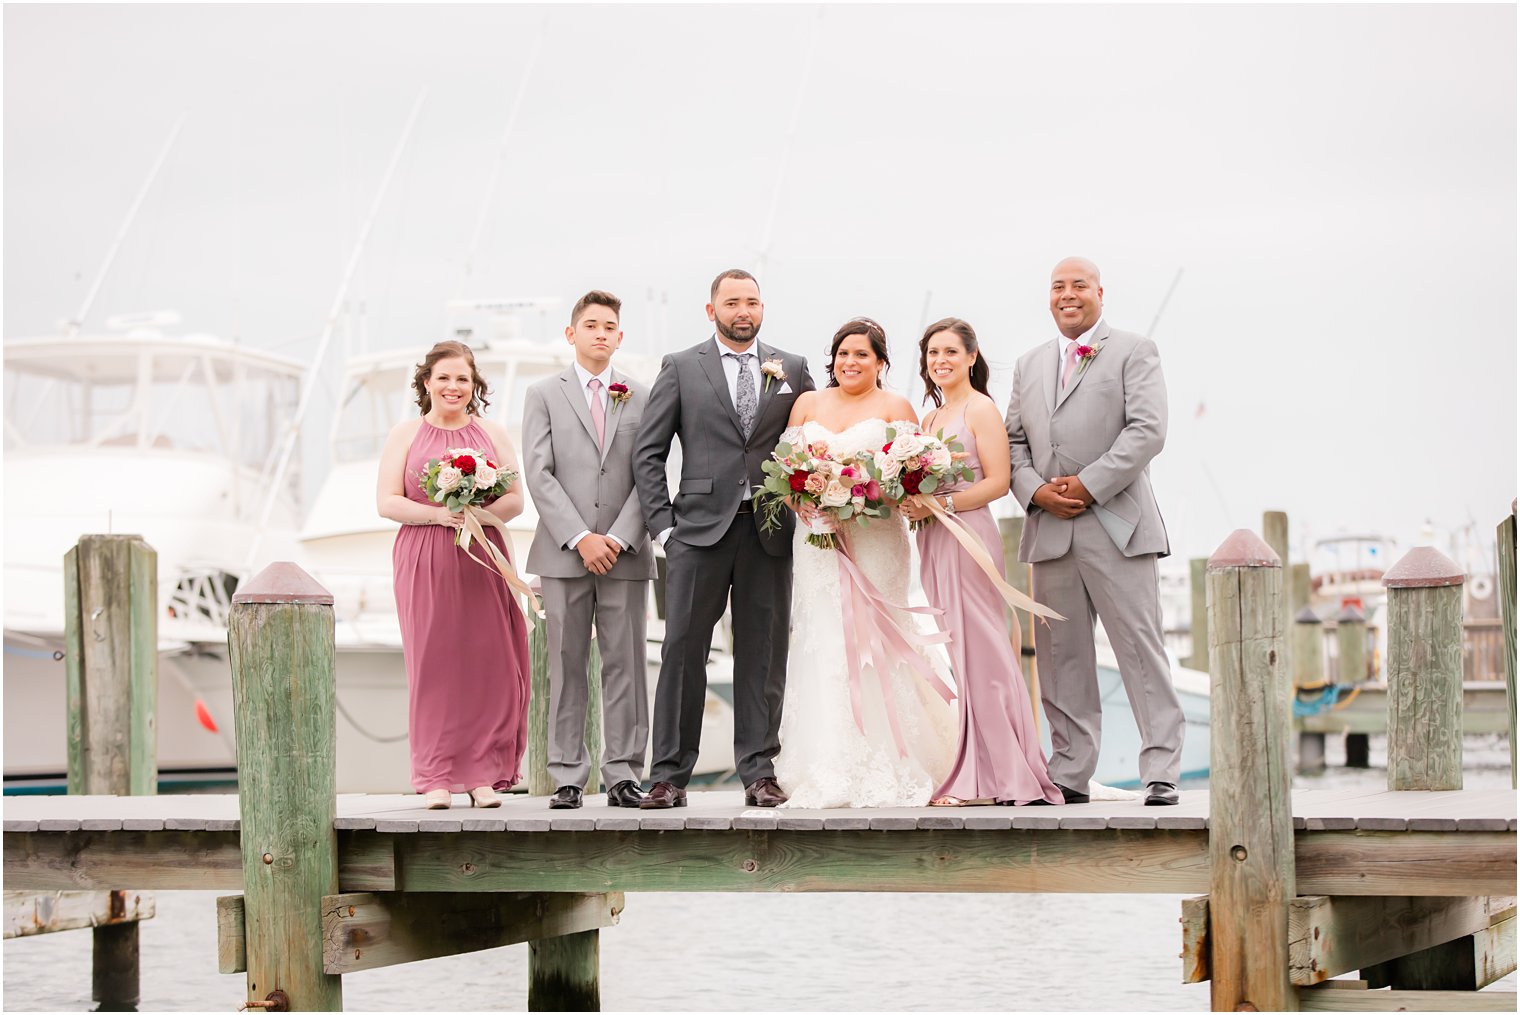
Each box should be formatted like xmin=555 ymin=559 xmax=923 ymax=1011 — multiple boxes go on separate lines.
xmin=469 ymin=786 xmax=501 ymax=808
xmin=424 ymin=789 xmax=452 ymax=810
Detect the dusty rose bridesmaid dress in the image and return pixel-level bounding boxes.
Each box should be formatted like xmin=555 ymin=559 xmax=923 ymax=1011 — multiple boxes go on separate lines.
xmin=393 ymin=419 xmax=530 ymax=793
xmin=916 ymin=403 xmax=1062 ymax=805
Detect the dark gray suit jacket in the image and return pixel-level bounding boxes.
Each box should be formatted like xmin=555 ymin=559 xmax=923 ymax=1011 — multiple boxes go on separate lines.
xmin=633 ymin=336 xmax=814 ymax=556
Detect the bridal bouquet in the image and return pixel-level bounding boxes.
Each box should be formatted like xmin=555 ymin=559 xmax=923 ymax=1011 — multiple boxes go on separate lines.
xmin=873 ymin=425 xmax=974 ymax=530
xmin=754 ymin=437 xmax=889 ymax=549
xmin=418 ymin=447 xmax=518 ymax=548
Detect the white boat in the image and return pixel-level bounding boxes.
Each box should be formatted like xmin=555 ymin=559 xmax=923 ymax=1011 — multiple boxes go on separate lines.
xmin=3 ymin=319 xmax=307 ymax=790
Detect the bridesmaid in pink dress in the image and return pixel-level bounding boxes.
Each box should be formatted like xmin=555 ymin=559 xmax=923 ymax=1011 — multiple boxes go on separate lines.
xmin=376 ymin=341 xmax=531 ymax=809
xmin=902 ymin=319 xmax=1062 ymax=806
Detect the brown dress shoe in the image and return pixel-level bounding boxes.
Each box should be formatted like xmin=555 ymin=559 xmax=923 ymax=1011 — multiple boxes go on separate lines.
xmin=639 ymin=781 xmax=687 ymax=809
xmin=744 ymin=777 xmax=788 ymax=807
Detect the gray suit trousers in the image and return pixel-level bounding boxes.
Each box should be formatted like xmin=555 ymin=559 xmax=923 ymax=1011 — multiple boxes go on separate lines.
xmin=541 ymin=574 xmax=650 ymax=790
xmin=1032 ymin=511 xmax=1184 ymax=789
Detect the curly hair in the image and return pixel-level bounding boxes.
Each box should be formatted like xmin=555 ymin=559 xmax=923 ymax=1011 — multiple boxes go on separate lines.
xmin=825 ymin=317 xmax=889 ymax=389
xmin=412 ymin=341 xmax=491 ymax=416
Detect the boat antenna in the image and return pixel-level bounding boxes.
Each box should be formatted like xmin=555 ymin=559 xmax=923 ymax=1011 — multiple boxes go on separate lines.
xmin=67 ymin=113 xmax=187 ymax=337
xmin=1147 ymin=266 xmax=1184 ymax=339
xmin=754 ymin=5 xmax=824 ymax=279
xmin=456 ymin=19 xmax=549 ymax=299
xmin=244 ymin=88 xmax=429 ymax=569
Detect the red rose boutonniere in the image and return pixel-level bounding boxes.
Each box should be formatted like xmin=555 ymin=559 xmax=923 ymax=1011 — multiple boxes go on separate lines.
xmin=607 ymin=382 xmax=631 ymax=410
xmin=1075 ymin=344 xmax=1099 ymax=375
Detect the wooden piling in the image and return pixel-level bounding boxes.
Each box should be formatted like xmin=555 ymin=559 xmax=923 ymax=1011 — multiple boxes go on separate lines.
xmin=228 ymin=563 xmax=342 ymax=1011
xmin=1382 ymin=548 xmax=1465 ymax=792
xmin=1188 ymin=557 xmax=1209 ymax=671
xmin=1207 ymin=529 xmax=1295 ymax=1012
xmin=529 ymin=929 xmax=600 ymax=1012
xmin=1263 ymin=510 xmax=1294 ymax=707
xmin=528 ymin=611 xmax=604 ymax=796
xmin=64 ymin=534 xmax=157 ymax=1010
xmin=1294 ymin=607 xmax=1326 ymax=774
xmin=999 ymin=516 xmax=1036 ymax=651
xmin=1498 ymin=505 xmax=1516 ymax=789
xmin=1337 ymin=605 xmax=1370 ymax=769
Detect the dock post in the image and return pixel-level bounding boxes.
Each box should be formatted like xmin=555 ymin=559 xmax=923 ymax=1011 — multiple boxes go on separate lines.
xmin=1292 ymin=607 xmax=1325 ymax=774
xmin=527 ymin=611 xmax=604 ymax=796
xmin=529 ymin=929 xmax=600 ymax=1011
xmin=65 ymin=534 xmax=157 ymax=1010
xmin=1498 ymin=504 xmax=1516 ymax=789
xmin=1207 ymin=529 xmax=1294 ymax=1012
xmin=1382 ymin=548 xmax=1465 ymax=791
xmin=228 ymin=563 xmax=342 ymax=1011
xmin=1336 ymin=604 xmax=1370 ymax=768
xmin=1262 ymin=510 xmax=1293 ymax=709
xmin=1188 ymin=556 xmax=1209 ymax=670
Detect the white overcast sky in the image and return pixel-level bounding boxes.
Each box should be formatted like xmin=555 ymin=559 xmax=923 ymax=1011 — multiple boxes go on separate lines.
xmin=5 ymin=3 xmax=1515 ymax=564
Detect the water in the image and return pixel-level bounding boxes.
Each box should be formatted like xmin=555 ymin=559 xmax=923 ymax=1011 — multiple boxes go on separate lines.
xmin=5 ymin=738 xmax=1514 ymax=1011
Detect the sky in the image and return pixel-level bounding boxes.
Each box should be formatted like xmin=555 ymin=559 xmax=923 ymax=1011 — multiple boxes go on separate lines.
xmin=4 ymin=3 xmax=1516 ymax=568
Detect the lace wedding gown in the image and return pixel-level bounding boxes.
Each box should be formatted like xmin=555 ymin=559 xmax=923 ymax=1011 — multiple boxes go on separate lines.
xmin=774 ymin=418 xmax=959 ymax=808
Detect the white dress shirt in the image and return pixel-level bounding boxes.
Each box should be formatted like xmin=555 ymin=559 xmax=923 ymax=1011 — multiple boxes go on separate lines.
xmin=566 ymin=361 xmax=626 ymax=552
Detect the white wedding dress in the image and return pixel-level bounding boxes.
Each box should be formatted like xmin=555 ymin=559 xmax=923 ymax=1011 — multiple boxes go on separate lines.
xmin=774 ymin=418 xmax=959 ymax=808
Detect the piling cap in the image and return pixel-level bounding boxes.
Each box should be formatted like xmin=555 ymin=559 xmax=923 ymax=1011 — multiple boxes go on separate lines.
xmin=1337 ymin=603 xmax=1365 ymax=623
xmin=232 ymin=561 xmax=335 ymax=605
xmin=1381 ymin=546 xmax=1465 ymax=589
xmin=1208 ymin=529 xmax=1281 ymax=569
xmin=1295 ymin=606 xmax=1322 ymax=624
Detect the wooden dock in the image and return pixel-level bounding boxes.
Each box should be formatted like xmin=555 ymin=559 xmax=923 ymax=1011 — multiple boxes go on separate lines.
xmin=5 ymin=521 xmax=1517 ymax=1011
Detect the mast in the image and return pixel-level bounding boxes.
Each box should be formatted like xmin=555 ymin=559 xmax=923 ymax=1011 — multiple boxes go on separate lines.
xmin=244 ymin=89 xmax=428 ymax=569
xmin=67 ymin=113 xmax=187 ymax=337
xmin=754 ymin=5 xmax=824 ymax=279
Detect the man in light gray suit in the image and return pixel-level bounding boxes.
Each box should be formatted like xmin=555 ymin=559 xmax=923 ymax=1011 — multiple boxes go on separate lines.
xmin=633 ymin=269 xmax=814 ymax=808
xmin=523 ymin=290 xmax=656 ymax=810
xmin=1005 ymin=257 xmax=1184 ymax=806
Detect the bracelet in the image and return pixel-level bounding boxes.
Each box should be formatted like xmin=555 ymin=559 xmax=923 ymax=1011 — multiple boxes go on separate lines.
xmin=943 ymin=494 xmax=956 ymax=515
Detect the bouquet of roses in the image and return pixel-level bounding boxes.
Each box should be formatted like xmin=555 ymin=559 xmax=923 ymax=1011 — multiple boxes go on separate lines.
xmin=873 ymin=425 xmax=974 ymax=530
xmin=418 ymin=447 xmax=518 ymax=549
xmin=754 ymin=436 xmax=889 ymax=550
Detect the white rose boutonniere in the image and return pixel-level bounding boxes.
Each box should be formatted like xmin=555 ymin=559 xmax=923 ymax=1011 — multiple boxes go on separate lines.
xmin=761 ymin=357 xmax=786 ymax=392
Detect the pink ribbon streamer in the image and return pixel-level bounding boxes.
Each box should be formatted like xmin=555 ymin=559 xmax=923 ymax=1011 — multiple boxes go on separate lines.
xmin=833 ymin=535 xmax=956 ymax=759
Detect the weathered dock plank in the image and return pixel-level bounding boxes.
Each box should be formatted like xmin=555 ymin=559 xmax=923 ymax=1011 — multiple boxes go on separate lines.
xmin=1288 ymin=895 xmax=1515 ymax=985
xmin=1297 ymin=986 xmax=1518 ymax=1012
xmin=3 ymin=889 xmax=154 ymax=939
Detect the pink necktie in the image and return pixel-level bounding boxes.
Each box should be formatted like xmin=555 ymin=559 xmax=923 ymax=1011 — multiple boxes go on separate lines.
xmin=1061 ymin=343 xmax=1081 ymax=389
xmin=588 ymin=378 xmax=606 ymax=447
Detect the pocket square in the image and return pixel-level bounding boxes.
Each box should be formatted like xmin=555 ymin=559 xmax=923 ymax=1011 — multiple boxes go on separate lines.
xmin=777 ymin=381 xmax=793 ymax=395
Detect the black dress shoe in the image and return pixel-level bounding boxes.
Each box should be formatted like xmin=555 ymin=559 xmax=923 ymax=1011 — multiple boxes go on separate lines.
xmin=548 ymin=785 xmax=583 ymax=809
xmin=639 ymin=781 xmax=687 ymax=809
xmin=1057 ymin=784 xmax=1090 ymax=804
xmin=1144 ymin=782 xmax=1179 ymax=806
xmin=605 ymin=780 xmax=645 ymax=808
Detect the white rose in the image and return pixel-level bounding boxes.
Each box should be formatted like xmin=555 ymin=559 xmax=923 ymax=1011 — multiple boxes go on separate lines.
xmin=474 ymin=464 xmax=498 ymax=489
xmin=893 ymin=433 xmax=925 ymax=458
xmin=928 ymin=444 xmax=951 ymax=470
xmin=436 ymin=466 xmax=463 ymax=493
xmin=820 ymin=479 xmax=851 ymax=508
xmin=874 ymin=450 xmax=902 ymax=479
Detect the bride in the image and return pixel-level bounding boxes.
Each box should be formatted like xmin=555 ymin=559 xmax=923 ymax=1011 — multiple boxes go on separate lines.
xmin=773 ymin=318 xmax=959 ymax=808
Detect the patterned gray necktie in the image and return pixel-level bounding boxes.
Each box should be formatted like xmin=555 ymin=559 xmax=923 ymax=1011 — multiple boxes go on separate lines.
xmin=727 ymin=352 xmax=757 ymax=436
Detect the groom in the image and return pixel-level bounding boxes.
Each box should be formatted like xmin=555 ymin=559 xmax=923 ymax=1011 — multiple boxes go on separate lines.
xmin=1005 ymin=256 xmax=1184 ymax=806
xmin=633 ymin=268 xmax=814 ymax=808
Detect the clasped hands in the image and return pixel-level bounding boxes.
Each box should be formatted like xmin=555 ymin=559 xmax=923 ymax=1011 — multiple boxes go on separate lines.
xmin=578 ymin=533 xmax=622 ymax=575
xmin=1032 ymin=474 xmax=1094 ymax=519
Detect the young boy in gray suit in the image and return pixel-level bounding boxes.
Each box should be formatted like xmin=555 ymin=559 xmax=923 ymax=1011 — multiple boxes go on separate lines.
xmin=522 ymin=290 xmax=655 ymax=808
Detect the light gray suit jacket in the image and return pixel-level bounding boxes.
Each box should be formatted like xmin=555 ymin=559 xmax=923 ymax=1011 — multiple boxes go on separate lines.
xmin=1005 ymin=321 xmax=1170 ymax=563
xmin=633 ymin=337 xmax=814 ymax=556
xmin=522 ymin=367 xmax=656 ymax=580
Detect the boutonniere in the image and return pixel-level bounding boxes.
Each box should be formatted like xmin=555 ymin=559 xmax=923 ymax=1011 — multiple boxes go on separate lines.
xmin=761 ymin=357 xmax=786 ymax=392
xmin=1075 ymin=344 xmax=1099 ymax=373
xmin=607 ymin=382 xmax=631 ymax=409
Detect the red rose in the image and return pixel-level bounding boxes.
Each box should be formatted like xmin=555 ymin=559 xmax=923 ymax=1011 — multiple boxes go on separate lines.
xmin=882 ymin=442 xmax=892 ymax=452
xmin=901 ymin=470 xmax=924 ymax=495
xmin=1076 ymin=344 xmax=1095 ymax=359
xmin=788 ymin=470 xmax=809 ymax=492
xmin=455 ymin=455 xmax=477 ymax=475
xmin=486 ymin=459 xmax=497 ymax=469
xmin=609 ymin=382 xmax=629 ymax=394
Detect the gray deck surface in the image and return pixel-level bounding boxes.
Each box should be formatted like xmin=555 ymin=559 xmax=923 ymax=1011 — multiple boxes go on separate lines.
xmin=4 ymin=787 xmax=1514 ymax=834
